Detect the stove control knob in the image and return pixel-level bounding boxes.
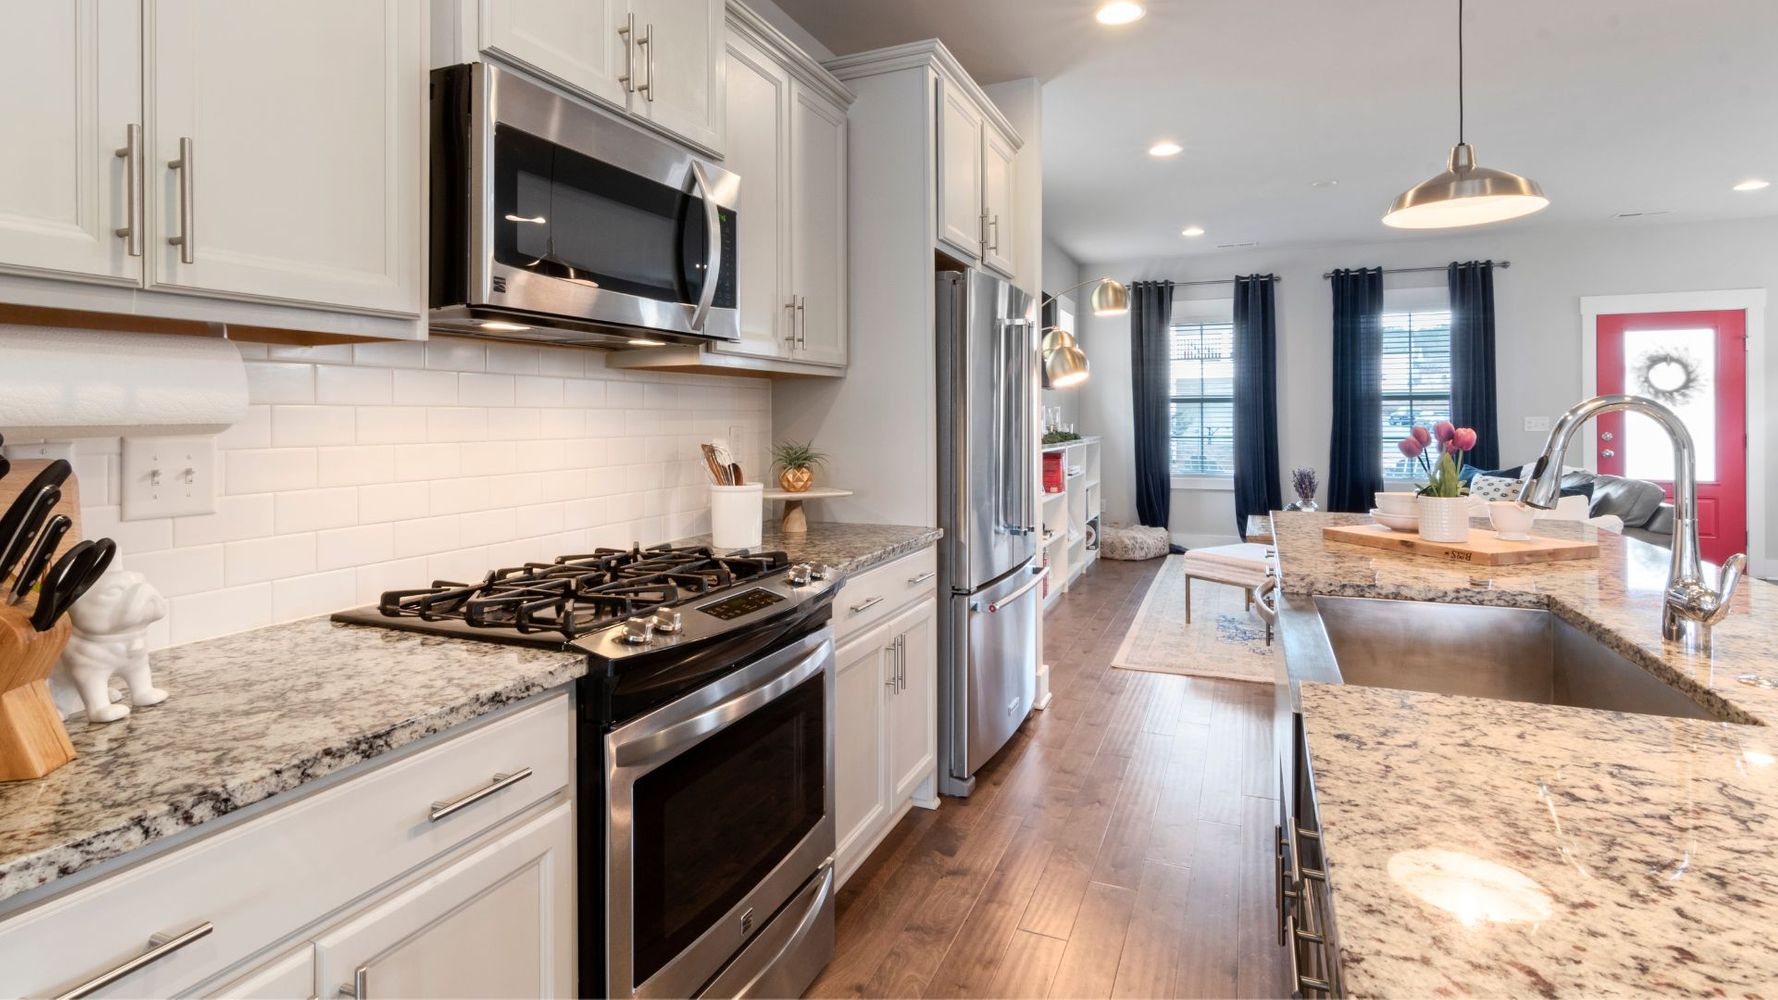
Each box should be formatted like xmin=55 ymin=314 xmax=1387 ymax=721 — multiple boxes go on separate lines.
xmin=621 ymin=617 xmax=655 ymax=646
xmin=788 ymin=563 xmax=814 ymax=587
xmin=810 ymin=563 xmax=834 ymax=581
xmin=651 ymin=610 xmax=683 ymax=634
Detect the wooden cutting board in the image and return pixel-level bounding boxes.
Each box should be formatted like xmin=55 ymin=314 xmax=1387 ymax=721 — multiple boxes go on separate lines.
xmin=1321 ymin=523 xmax=1600 ymax=566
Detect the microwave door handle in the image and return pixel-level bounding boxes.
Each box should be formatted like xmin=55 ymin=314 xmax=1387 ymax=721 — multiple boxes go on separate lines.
xmin=689 ymin=161 xmax=722 ymax=332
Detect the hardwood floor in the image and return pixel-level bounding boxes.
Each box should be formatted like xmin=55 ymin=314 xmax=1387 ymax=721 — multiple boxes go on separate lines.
xmin=810 ymin=557 xmax=1293 ymax=999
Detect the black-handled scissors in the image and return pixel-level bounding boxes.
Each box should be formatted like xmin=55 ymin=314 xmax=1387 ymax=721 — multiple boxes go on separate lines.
xmin=9 ymin=514 xmax=71 ymax=605
xmin=31 ymin=538 xmax=117 ymax=632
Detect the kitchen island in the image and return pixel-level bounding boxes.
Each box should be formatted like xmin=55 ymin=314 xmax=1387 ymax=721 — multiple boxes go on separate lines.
xmin=1271 ymin=511 xmax=1778 ymax=996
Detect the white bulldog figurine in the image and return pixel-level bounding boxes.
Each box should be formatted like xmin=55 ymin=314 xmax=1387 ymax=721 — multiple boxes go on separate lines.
xmin=49 ymin=567 xmax=170 ymax=723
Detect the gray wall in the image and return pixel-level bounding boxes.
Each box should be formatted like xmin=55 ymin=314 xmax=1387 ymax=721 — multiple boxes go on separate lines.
xmin=1074 ymin=216 xmax=1778 ymax=558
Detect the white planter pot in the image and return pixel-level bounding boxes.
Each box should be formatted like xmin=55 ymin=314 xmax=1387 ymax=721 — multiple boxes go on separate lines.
xmin=1417 ymin=495 xmax=1473 ymax=544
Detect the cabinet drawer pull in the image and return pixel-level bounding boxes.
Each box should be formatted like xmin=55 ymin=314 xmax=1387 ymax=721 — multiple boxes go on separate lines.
xmin=167 ymin=137 xmax=194 ymax=263
xmin=336 ymin=964 xmax=369 ymax=998
xmin=429 ymin=768 xmax=532 ymax=822
xmin=1286 ymin=915 xmax=1334 ymax=995
xmin=638 ymin=22 xmax=655 ymax=101
xmin=848 ymin=595 xmax=884 ymax=615
xmin=55 ymin=921 xmax=213 ymax=999
xmin=114 ymin=123 xmax=143 ymax=256
xmin=617 ymin=13 xmax=637 ymax=93
xmin=906 ymin=571 xmax=937 ymax=586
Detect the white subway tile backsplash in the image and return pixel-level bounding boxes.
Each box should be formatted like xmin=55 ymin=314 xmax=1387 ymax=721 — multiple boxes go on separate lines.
xmin=316 ymin=365 xmax=394 ymax=405
xmin=73 ymin=337 xmax=765 ymax=651
xmin=274 ymin=487 xmax=358 ymax=533
xmin=225 ymin=533 xmax=316 ymax=586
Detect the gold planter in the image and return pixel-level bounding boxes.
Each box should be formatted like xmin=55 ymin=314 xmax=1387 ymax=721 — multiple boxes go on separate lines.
xmin=779 ymin=467 xmax=813 ymax=493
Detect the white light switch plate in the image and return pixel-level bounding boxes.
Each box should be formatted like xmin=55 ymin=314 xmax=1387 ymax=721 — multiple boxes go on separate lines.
xmin=122 ymin=436 xmax=217 ymax=520
xmin=1524 ymin=416 xmax=1552 ymax=433
xmin=1 ymin=441 xmax=76 ymax=463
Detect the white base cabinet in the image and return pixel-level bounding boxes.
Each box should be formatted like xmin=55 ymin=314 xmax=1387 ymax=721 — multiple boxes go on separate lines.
xmin=831 ymin=546 xmax=939 ymax=886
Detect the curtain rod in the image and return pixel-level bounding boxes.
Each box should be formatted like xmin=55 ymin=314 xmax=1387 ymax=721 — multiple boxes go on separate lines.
xmin=1130 ymin=274 xmax=1282 ymax=288
xmin=1320 ymin=261 xmax=1511 ymax=279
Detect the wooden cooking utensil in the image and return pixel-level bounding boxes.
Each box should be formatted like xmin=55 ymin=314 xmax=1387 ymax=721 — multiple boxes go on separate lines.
xmin=0 ymin=459 xmax=82 ymax=780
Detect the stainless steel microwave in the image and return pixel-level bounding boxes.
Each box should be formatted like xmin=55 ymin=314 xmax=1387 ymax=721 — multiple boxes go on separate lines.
xmin=429 ymin=63 xmax=739 ymax=347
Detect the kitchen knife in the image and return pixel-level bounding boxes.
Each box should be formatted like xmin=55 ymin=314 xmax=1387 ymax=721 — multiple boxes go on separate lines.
xmin=0 ymin=483 xmax=63 ymax=586
xmin=9 ymin=514 xmax=71 ymax=605
xmin=0 ymin=459 xmax=72 ymax=577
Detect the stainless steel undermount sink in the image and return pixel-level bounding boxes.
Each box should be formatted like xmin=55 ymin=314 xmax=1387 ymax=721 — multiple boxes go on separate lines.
xmin=1312 ymin=596 xmax=1726 ymax=722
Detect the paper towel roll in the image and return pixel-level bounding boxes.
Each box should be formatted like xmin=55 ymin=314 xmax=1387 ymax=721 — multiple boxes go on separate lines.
xmin=0 ymin=326 xmax=249 ymax=438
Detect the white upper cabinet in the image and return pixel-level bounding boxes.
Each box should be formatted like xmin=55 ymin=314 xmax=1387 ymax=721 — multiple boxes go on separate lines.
xmin=0 ymin=0 xmax=143 ymax=285
xmin=713 ymin=28 xmax=791 ymax=361
xmin=980 ymin=127 xmax=1017 ymax=279
xmin=484 ymin=0 xmax=629 ymax=110
xmin=148 ymin=0 xmax=425 ymax=316
xmin=789 ymin=79 xmax=848 ymax=367
xmin=630 ymin=0 xmax=725 ymax=153
xmin=936 ymin=77 xmax=985 ymax=263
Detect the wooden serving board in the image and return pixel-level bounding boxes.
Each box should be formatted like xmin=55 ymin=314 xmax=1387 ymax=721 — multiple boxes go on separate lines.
xmin=1321 ymin=523 xmax=1600 ymax=566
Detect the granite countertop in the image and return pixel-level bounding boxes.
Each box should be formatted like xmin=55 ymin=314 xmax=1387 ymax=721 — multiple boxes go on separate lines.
xmin=0 ymin=522 xmax=941 ymax=909
xmin=1273 ymin=511 xmax=1778 ymax=995
xmin=677 ymin=521 xmax=943 ymax=576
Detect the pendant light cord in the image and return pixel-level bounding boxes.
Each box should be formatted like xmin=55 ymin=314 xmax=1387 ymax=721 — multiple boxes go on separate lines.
xmin=1457 ymin=0 xmax=1465 ymax=144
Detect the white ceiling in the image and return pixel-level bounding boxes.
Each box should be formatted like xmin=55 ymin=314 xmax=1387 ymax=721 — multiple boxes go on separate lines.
xmin=768 ymin=0 xmax=1778 ymax=263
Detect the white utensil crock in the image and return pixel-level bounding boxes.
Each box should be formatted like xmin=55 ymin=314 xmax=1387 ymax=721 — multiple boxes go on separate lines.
xmin=710 ymin=484 xmax=764 ymax=550
xmin=1417 ymin=495 xmax=1472 ymax=544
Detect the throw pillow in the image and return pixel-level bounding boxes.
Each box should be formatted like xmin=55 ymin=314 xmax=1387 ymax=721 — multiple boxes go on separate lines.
xmin=1469 ymin=474 xmax=1526 ymax=502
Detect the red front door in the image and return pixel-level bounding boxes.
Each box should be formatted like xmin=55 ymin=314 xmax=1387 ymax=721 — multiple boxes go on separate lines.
xmin=1595 ymin=309 xmax=1747 ymax=565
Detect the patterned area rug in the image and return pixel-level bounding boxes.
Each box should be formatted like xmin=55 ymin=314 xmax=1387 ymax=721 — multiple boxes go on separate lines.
xmin=1111 ymin=554 xmax=1276 ymax=683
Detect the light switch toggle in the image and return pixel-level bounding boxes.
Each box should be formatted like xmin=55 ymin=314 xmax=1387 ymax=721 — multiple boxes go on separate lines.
xmin=122 ymin=435 xmax=217 ymax=520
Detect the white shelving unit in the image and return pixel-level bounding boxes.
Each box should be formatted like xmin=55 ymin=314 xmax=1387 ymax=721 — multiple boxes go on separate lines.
xmin=1039 ymin=436 xmax=1101 ymax=612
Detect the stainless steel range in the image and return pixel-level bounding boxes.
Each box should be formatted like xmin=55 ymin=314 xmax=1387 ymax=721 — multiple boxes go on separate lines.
xmin=333 ymin=544 xmax=839 ymax=999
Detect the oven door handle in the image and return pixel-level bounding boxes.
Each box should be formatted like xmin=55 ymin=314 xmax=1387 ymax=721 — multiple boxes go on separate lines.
xmin=689 ymin=161 xmax=722 ymax=333
xmin=610 ymin=635 xmax=830 ymax=771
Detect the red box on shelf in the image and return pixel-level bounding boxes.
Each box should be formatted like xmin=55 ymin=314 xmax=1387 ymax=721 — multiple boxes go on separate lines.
xmin=1042 ymin=452 xmax=1064 ymax=493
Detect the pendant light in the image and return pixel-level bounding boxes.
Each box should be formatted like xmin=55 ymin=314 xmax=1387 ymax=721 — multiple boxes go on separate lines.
xmin=1035 ymin=277 xmax=1125 ymax=390
xmin=1383 ymin=0 xmax=1548 ymax=229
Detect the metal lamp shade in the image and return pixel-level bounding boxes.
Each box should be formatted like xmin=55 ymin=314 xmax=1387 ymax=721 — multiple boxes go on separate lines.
xmin=1045 ymin=343 xmax=1090 ymax=388
xmin=1090 ymin=279 xmax=1129 ymax=316
xmin=1383 ymin=143 xmax=1548 ymax=229
xmin=1041 ymin=326 xmax=1078 ymax=355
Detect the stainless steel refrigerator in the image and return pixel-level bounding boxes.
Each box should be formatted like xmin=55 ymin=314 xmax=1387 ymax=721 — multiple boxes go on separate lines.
xmin=935 ymin=268 xmax=1044 ymax=797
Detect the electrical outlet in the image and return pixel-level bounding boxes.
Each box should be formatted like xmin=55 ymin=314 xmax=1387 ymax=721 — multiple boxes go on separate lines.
xmin=1 ymin=441 xmax=76 ymax=463
xmin=122 ymin=436 xmax=217 ymax=520
xmin=1524 ymin=416 xmax=1552 ymax=433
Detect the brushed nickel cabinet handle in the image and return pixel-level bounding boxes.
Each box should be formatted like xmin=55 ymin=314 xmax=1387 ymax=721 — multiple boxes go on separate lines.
xmin=896 ymin=634 xmax=907 ymax=690
xmin=797 ymin=295 xmax=807 ymax=347
xmin=336 ymin=964 xmax=369 ymax=998
xmin=848 ymin=595 xmax=884 ymax=616
xmin=55 ymin=921 xmax=214 ymax=999
xmin=167 ymin=137 xmax=194 ymax=263
xmin=638 ymin=23 xmax=654 ymax=101
xmin=428 ymin=767 xmax=532 ymax=822
xmin=907 ymin=571 xmax=936 ymax=586
xmin=617 ymin=13 xmax=636 ymax=93
xmin=114 ymin=123 xmax=143 ymax=256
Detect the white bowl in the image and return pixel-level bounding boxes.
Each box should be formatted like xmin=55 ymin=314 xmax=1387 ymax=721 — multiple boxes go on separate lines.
xmin=1374 ymin=491 xmax=1420 ymax=516
xmin=1370 ymin=508 xmax=1421 ymax=532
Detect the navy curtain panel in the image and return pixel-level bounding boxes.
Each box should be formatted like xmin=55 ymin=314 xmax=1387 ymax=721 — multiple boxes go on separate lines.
xmin=1448 ymin=260 xmax=1501 ymax=469
xmin=1327 ymin=268 xmax=1385 ymax=513
xmin=1129 ymin=280 xmax=1175 ymax=529
xmin=1232 ymin=274 xmax=1282 ymax=539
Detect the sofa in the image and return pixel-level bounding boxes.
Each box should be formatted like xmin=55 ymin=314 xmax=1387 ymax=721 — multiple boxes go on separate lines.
xmin=1559 ymin=470 xmax=1675 ymax=548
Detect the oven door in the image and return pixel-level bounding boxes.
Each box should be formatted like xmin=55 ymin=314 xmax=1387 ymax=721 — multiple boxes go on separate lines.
xmin=473 ymin=63 xmax=738 ymax=341
xmin=606 ymin=628 xmax=835 ymax=999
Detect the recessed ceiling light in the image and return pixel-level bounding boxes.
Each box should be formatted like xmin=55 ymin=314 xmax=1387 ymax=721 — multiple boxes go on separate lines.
xmin=479 ymin=321 xmax=532 ymax=332
xmin=1733 ymin=179 xmax=1770 ymax=192
xmin=628 ymin=337 xmax=667 ymax=347
xmin=1095 ymin=1 xmax=1145 ymax=26
xmin=1148 ymin=141 xmax=1183 ymax=158
xmin=1181 ymin=225 xmax=1206 ymax=238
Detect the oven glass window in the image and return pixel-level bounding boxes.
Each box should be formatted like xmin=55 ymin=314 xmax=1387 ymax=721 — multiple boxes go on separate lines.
xmin=492 ymin=125 xmax=716 ymax=307
xmin=630 ymin=672 xmax=826 ymax=987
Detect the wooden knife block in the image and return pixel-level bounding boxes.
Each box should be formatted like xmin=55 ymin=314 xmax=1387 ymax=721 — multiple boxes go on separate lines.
xmin=0 ymin=459 xmax=82 ymax=781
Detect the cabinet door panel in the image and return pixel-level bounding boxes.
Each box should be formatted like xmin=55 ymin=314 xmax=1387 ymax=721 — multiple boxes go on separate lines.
xmin=631 ymin=0 xmax=724 ymax=153
xmin=313 ymin=803 xmax=574 ymax=1000
xmin=0 ymin=0 xmax=142 ymax=284
xmin=789 ymin=80 xmax=847 ymax=367
xmin=833 ymin=627 xmax=890 ymax=876
xmin=149 ymin=0 xmax=423 ymax=316
xmin=935 ymin=77 xmax=983 ymax=262
xmin=711 ymin=32 xmax=790 ymax=361
xmin=484 ymin=0 xmax=628 ymax=110
xmin=887 ymin=598 xmax=937 ymax=803
xmin=980 ymin=128 xmax=1016 ymax=279
xmin=204 ymin=944 xmax=314 ymax=1000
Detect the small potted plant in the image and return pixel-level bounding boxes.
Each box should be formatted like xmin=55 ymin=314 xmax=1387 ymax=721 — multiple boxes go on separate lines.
xmin=1285 ymin=467 xmax=1319 ymax=512
xmin=771 ymin=440 xmax=827 ymax=494
xmin=1398 ymin=422 xmax=1478 ymax=543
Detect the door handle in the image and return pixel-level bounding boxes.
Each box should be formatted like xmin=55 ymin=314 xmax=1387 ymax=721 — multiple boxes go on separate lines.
xmin=167 ymin=137 xmax=194 ymax=263
xmin=896 ymin=634 xmax=907 ymax=690
xmin=907 ymin=570 xmax=937 ymax=586
xmin=688 ymin=162 xmax=722 ymax=332
xmin=617 ymin=13 xmax=637 ymax=94
xmin=987 ymin=567 xmax=1049 ymax=613
xmin=849 ymin=595 xmax=884 ymax=616
xmin=54 ymin=922 xmax=214 ymax=999
xmin=428 ymin=768 xmax=532 ymax=822
xmin=796 ymin=295 xmax=807 ymax=347
xmin=638 ymin=22 xmax=655 ymax=101
xmin=785 ymin=297 xmax=798 ymax=342
xmin=114 ymin=123 xmax=143 ymax=256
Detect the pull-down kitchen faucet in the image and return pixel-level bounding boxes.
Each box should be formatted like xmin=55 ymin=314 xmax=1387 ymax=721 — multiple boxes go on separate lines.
xmin=1518 ymin=393 xmax=1747 ymax=643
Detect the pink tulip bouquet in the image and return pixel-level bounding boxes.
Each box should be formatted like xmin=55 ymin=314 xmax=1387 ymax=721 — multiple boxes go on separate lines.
xmin=1398 ymin=421 xmax=1478 ymax=498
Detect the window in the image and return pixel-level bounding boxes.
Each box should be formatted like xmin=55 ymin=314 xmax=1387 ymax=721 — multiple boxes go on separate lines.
xmin=1379 ymin=309 xmax=1453 ymax=479
xmin=1169 ymin=321 xmax=1236 ymax=477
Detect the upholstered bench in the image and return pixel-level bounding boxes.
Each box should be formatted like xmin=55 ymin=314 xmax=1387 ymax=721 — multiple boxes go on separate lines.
xmin=1180 ymin=542 xmax=1276 ymax=641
